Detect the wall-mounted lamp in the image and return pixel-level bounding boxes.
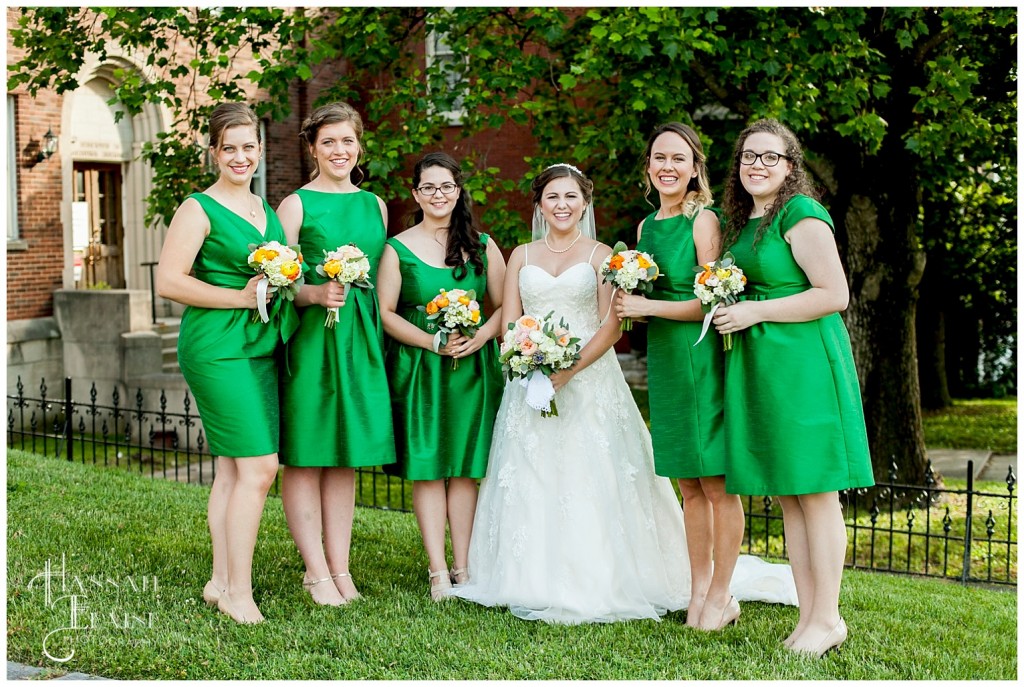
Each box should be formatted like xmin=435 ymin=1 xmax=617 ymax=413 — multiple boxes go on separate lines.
xmin=36 ymin=128 xmax=58 ymax=162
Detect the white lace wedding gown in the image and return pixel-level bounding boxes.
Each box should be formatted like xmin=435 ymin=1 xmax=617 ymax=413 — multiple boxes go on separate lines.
xmin=451 ymin=249 xmax=798 ymax=624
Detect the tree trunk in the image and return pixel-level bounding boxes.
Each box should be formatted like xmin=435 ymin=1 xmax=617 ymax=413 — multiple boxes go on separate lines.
xmin=835 ymin=183 xmax=931 ymax=486
xmin=916 ymin=266 xmax=954 ymax=410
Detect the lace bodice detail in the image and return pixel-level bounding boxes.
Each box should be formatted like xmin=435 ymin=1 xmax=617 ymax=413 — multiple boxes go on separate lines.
xmin=519 ymin=263 xmax=604 ymax=343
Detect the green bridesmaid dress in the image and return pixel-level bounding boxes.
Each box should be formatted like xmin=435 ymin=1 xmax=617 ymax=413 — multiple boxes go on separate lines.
xmin=279 ymin=189 xmax=396 ymax=468
xmin=722 ymin=194 xmax=874 ymax=495
xmin=385 ymin=236 xmax=502 ymax=480
xmin=637 ymin=210 xmax=725 ymax=478
xmin=177 ymin=193 xmax=298 ymax=458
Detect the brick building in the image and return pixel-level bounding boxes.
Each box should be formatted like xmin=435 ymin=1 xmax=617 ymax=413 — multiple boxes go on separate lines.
xmin=5 ymin=8 xmax=537 ymax=392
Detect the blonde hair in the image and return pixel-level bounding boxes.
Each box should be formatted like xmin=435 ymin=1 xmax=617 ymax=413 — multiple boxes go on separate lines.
xmin=642 ymin=122 xmax=713 ymax=219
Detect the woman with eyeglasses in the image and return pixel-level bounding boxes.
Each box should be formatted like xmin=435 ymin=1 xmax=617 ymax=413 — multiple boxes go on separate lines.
xmin=276 ymin=102 xmax=396 ymax=606
xmin=713 ymin=119 xmax=874 ymax=657
xmin=377 ymin=152 xmax=505 ymax=601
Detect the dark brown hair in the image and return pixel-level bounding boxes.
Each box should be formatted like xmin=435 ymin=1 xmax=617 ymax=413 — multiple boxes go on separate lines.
xmin=409 ymin=152 xmax=485 ymax=279
xmin=530 ymin=163 xmax=594 ymax=207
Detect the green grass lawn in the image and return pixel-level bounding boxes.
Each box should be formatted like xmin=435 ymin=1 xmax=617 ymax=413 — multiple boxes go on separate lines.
xmin=921 ymin=397 xmax=1018 ymax=453
xmin=6 ymin=449 xmax=1016 ymax=680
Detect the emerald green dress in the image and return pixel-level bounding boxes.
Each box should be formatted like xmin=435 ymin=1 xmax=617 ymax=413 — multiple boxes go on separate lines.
xmin=177 ymin=193 xmax=298 ymax=458
xmin=722 ymin=194 xmax=874 ymax=495
xmin=384 ymin=236 xmax=502 ymax=480
xmin=279 ymin=189 xmax=396 ymax=469
xmin=637 ymin=211 xmax=725 ymax=478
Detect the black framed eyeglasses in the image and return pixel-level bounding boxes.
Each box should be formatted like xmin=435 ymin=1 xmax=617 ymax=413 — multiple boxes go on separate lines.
xmin=739 ymin=150 xmax=790 ymax=167
xmin=415 ymin=182 xmax=458 ymax=196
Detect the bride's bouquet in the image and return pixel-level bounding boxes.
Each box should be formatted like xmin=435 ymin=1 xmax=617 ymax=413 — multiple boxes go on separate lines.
xmin=247 ymin=240 xmax=305 ymax=323
xmin=599 ymin=241 xmax=660 ymax=331
xmin=316 ymin=243 xmax=373 ymax=328
xmin=692 ymin=251 xmax=747 ymax=351
xmin=498 ymin=312 xmax=581 ymax=417
xmin=418 ymin=288 xmax=482 ymax=369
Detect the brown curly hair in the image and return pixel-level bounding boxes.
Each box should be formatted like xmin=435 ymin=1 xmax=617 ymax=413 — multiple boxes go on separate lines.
xmin=721 ymin=118 xmax=819 ymax=251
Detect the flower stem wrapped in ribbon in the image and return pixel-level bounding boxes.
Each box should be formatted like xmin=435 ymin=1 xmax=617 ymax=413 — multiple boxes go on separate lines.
xmin=692 ymin=251 xmax=747 ymax=351
xmin=316 ymin=243 xmax=373 ymax=329
xmin=417 ymin=288 xmax=482 ymax=369
xmin=498 ymin=312 xmax=581 ymax=417
xmin=599 ymin=241 xmax=660 ymax=331
xmin=247 ymin=241 xmax=305 ymax=323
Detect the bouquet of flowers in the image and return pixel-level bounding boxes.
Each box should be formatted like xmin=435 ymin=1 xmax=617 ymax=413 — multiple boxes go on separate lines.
xmin=599 ymin=241 xmax=660 ymax=331
xmin=692 ymin=251 xmax=747 ymax=351
xmin=316 ymin=243 xmax=373 ymax=328
xmin=498 ymin=312 xmax=581 ymax=417
xmin=417 ymin=288 xmax=482 ymax=369
xmin=247 ymin=240 xmax=304 ymax=323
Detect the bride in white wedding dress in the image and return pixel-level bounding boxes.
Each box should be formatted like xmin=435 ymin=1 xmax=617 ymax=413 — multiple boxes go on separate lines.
xmin=451 ymin=164 xmax=795 ymax=624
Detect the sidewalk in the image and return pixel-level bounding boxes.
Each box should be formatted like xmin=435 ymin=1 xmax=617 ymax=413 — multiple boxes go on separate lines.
xmin=7 ymin=661 xmax=106 ymax=680
xmin=926 ymin=448 xmax=1017 ymax=482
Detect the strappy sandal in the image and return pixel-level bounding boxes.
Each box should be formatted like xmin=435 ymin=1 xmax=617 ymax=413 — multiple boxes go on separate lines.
xmin=428 ymin=568 xmax=453 ymax=601
xmin=331 ymin=571 xmax=362 ymax=601
xmin=450 ymin=567 xmax=469 ymax=587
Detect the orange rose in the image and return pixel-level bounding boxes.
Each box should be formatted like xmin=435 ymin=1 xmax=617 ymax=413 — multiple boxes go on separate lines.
xmin=609 ymin=255 xmax=625 ymax=270
xmin=437 ymin=297 xmax=450 ymax=308
xmin=425 ymin=301 xmax=439 ymax=315
xmin=281 ymin=261 xmax=301 ymax=280
xmin=697 ymin=268 xmax=711 ymax=285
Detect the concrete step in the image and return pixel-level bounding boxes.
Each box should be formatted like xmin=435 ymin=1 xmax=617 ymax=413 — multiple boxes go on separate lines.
xmin=154 ymin=318 xmax=180 ymax=374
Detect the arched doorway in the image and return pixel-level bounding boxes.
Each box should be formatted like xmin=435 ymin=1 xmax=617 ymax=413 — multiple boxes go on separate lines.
xmin=67 ymin=77 xmax=131 ymax=288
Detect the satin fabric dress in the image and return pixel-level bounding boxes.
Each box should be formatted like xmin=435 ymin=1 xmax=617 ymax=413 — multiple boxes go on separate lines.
xmin=637 ymin=210 xmax=726 ymax=478
xmin=176 ymin=193 xmax=298 ymax=458
xmin=278 ymin=189 xmax=396 ymax=469
xmin=384 ymin=235 xmax=502 ymax=480
xmin=723 ymin=194 xmax=874 ymax=495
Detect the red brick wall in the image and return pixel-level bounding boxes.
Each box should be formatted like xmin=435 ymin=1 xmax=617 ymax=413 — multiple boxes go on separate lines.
xmin=8 ymin=9 xmax=65 ymax=320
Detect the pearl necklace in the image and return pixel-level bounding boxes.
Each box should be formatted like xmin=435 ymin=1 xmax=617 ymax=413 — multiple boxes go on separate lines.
xmin=544 ymin=229 xmax=582 ymax=254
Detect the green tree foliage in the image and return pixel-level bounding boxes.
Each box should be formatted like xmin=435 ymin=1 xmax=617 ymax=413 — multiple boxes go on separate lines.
xmin=8 ymin=7 xmax=1016 ymax=478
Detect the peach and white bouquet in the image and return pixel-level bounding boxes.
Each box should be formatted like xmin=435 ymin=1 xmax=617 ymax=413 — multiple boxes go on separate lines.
xmin=316 ymin=243 xmax=373 ymax=328
xmin=692 ymin=251 xmax=747 ymax=351
xmin=417 ymin=287 xmax=482 ymax=369
xmin=599 ymin=241 xmax=660 ymax=331
xmin=498 ymin=312 xmax=581 ymax=417
xmin=247 ymin=240 xmax=304 ymax=323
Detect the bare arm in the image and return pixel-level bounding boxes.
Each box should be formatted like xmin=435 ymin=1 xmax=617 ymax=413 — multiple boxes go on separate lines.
xmin=616 ymin=208 xmax=721 ymax=322
xmin=377 ymin=243 xmax=441 ymax=351
xmin=156 ymin=197 xmax=264 ymax=309
xmin=277 ymin=193 xmax=346 ymax=310
xmin=713 ymin=217 xmax=849 ymax=334
xmin=550 ymin=244 xmax=623 ymax=391
xmin=500 ymin=245 xmax=526 ymax=331
xmin=448 ymin=237 xmax=508 ymax=358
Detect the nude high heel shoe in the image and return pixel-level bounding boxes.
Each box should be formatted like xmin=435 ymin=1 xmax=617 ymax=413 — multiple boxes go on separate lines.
xmin=428 ymin=568 xmax=453 ymax=601
xmin=792 ymin=618 xmax=848 ymax=658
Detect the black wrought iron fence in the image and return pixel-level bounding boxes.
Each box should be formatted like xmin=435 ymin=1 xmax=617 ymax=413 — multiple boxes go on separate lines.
xmin=8 ymin=376 xmax=1017 ymax=586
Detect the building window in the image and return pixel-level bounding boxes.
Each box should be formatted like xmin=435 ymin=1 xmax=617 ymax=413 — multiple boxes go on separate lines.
xmin=7 ymin=95 xmax=20 ymax=243
xmin=251 ymin=120 xmax=267 ymax=198
xmin=426 ymin=30 xmax=467 ymax=125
